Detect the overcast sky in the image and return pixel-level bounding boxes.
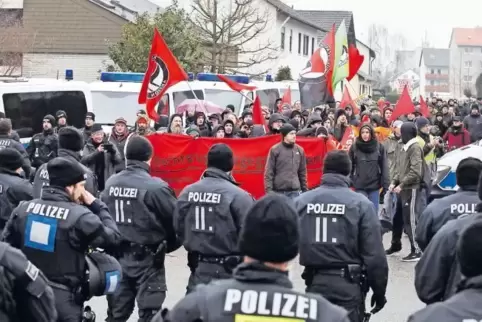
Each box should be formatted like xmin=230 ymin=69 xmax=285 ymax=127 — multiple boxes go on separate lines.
xmin=151 ymin=0 xmax=482 ymax=50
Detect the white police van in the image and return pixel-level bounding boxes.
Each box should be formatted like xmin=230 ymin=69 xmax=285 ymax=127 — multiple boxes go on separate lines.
xmin=431 ymin=142 xmax=482 ymax=199
xmin=90 ymin=72 xmax=284 ymax=122
xmin=0 ymin=79 xmax=93 ymax=147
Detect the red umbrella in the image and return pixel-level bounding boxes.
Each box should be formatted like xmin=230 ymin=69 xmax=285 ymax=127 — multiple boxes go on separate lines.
xmin=175 ymin=99 xmax=224 ymax=114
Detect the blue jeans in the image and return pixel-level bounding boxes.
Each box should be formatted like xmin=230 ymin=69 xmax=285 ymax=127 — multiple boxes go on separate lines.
xmin=356 ymin=189 xmax=380 ymax=214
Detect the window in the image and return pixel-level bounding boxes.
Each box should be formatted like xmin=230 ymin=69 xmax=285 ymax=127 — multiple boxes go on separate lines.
xmin=204 ymin=89 xmax=244 ymax=114
xmin=465 ymin=47 xmax=473 ymax=53
xmin=303 ymin=35 xmax=309 ymax=56
xmin=0 ymin=52 xmax=22 ymax=67
xmin=464 ymin=75 xmax=473 ymax=82
xmin=280 ymin=27 xmax=285 ymax=50
xmin=92 ymin=91 xmax=152 ymax=125
xmin=289 ymin=29 xmax=293 ymax=52
xmin=430 ymin=80 xmax=434 ymax=85
xmin=298 ymin=33 xmax=302 ymax=54
xmin=311 ymin=37 xmax=315 ymax=55
xmin=0 ymin=9 xmax=22 ymax=27
xmin=430 ymin=69 xmax=434 ymax=74
xmin=437 ymin=69 xmax=441 ymax=74
xmin=172 ymin=90 xmax=204 ymax=110
xmin=465 ymin=61 xmax=472 ymax=68
xmin=256 ymin=89 xmax=280 ymax=111
xmin=2 ymin=91 xmax=88 ymax=139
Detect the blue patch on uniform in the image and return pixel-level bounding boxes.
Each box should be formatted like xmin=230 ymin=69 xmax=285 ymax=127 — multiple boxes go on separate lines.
xmin=104 ymin=270 xmax=121 ymax=294
xmin=24 ymin=214 xmax=58 ymax=253
xmin=439 ymin=171 xmax=457 ymax=189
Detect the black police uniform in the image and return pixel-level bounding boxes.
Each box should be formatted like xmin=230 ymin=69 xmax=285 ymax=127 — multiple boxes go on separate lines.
xmin=175 ymin=166 xmax=254 ymax=294
xmin=33 ymin=149 xmax=98 ymax=198
xmin=157 ymin=262 xmax=350 ymax=322
xmin=2 ymin=158 xmax=121 ymax=321
xmin=295 ymin=173 xmax=388 ymax=322
xmin=409 ymin=219 xmax=482 ymax=322
xmin=0 ymin=134 xmax=32 ymax=177
xmin=415 ymin=212 xmax=482 ymax=304
xmin=0 ymin=241 xmax=57 ymax=322
xmin=0 ymin=170 xmax=33 ymax=230
xmin=101 ymin=159 xmax=180 ymax=322
xmin=415 ymin=189 xmax=479 ymax=251
xmin=26 ymin=130 xmax=58 ymax=169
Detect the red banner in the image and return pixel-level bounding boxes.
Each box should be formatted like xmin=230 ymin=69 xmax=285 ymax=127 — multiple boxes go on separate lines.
xmin=148 ymin=134 xmax=328 ymax=199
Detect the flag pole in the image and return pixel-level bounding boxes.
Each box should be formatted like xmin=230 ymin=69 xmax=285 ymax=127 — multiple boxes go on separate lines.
xmin=185 ymin=81 xmax=209 ymax=115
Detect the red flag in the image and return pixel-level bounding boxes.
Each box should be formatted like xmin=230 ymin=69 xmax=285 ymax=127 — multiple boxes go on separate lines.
xmin=138 ymin=29 xmax=188 ymax=121
xmin=252 ymin=96 xmax=268 ymax=132
xmin=217 ymin=74 xmax=257 ymax=92
xmin=389 ymin=85 xmax=415 ymax=122
xmin=325 ymin=24 xmax=336 ymax=97
xmin=347 ymin=44 xmax=364 ymax=81
xmin=419 ymin=95 xmax=430 ymax=117
xmin=338 ymin=125 xmax=355 ymax=150
xmin=281 ymin=87 xmax=292 ymax=109
xmin=339 ymin=85 xmax=359 ymax=114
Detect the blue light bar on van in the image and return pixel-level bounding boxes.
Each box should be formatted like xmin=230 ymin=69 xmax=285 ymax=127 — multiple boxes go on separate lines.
xmin=265 ymin=74 xmax=273 ymax=82
xmin=187 ymin=72 xmax=194 ymax=81
xmin=100 ymin=72 xmax=144 ymax=83
xmin=65 ymin=69 xmax=73 ymax=81
xmin=196 ymin=73 xmax=250 ymax=84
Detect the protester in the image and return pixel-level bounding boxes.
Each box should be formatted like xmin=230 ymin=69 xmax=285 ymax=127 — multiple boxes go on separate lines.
xmin=443 ymin=116 xmax=470 ymax=151
xmin=264 ymin=123 xmax=307 ymax=198
xmin=348 ymin=123 xmax=389 ymax=213
xmin=463 ymin=104 xmax=482 ymax=142
xmin=108 ymin=117 xmax=130 ymax=171
xmin=54 ymin=110 xmax=68 ymax=133
xmin=81 ymin=112 xmax=95 ymax=142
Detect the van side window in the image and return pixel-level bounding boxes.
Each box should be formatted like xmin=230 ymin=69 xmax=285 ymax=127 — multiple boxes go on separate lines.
xmin=172 ymin=90 xmax=204 ymax=109
xmin=256 ymin=89 xmax=280 ymax=112
xmin=157 ymin=94 xmax=169 ymax=116
xmin=2 ymin=91 xmax=88 ymax=138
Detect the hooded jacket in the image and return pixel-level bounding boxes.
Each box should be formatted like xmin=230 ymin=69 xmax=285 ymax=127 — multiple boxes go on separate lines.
xmin=392 ymin=123 xmax=423 ymax=190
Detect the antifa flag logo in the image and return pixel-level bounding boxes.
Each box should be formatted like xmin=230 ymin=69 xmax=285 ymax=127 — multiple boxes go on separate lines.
xmin=147 ymin=55 xmax=169 ymax=100
xmin=298 ymin=41 xmax=334 ymax=109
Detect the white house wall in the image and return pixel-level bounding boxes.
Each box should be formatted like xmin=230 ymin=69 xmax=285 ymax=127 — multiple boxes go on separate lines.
xmin=22 ymin=53 xmax=114 ymax=82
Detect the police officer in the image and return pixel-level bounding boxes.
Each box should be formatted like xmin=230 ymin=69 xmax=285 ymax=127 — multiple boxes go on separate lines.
xmin=26 ymin=115 xmax=58 ymax=169
xmin=175 ymin=143 xmax=254 ymax=294
xmin=154 ymin=194 xmax=350 ymax=322
xmin=2 ymin=157 xmax=121 ymax=321
xmin=33 ymin=127 xmax=98 ymax=198
xmin=0 ymin=118 xmax=32 ymax=178
xmin=55 ymin=110 xmax=68 ymax=133
xmin=415 ymin=157 xmax=482 ymax=251
xmin=415 ymin=170 xmax=482 ymax=304
xmin=0 ymin=148 xmax=33 ymax=230
xmin=101 ymin=135 xmax=180 ymax=322
xmin=0 ymin=112 xmax=20 ymax=142
xmin=294 ymin=150 xmax=388 ymax=322
xmin=0 ymin=241 xmax=57 ymax=321
xmin=409 ymin=219 xmax=482 ymax=321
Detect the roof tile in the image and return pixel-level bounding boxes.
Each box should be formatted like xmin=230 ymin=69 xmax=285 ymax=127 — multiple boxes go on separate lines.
xmin=451 ymin=27 xmax=482 ymax=46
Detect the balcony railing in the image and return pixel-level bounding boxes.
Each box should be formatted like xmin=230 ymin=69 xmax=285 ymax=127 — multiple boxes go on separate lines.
xmin=425 ymin=85 xmax=450 ymax=92
xmin=425 ymin=73 xmax=449 ymax=80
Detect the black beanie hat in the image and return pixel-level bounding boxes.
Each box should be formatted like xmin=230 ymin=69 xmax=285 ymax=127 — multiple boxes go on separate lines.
xmin=85 ymin=112 xmax=95 ymax=121
xmin=0 ymin=148 xmax=23 ymax=170
xmin=47 ymin=157 xmax=86 ymax=187
xmin=456 ymin=157 xmax=482 ymax=189
xmin=90 ymin=123 xmax=103 ymax=133
xmin=323 ymin=150 xmax=351 ymax=176
xmin=280 ymin=123 xmax=296 ymax=137
xmin=239 ymin=194 xmax=299 ymax=263
xmin=457 ymin=219 xmax=482 ymax=277
xmin=43 ymin=114 xmax=56 ymax=126
xmin=207 ymin=143 xmax=234 ymax=172
xmin=126 ymin=135 xmax=153 ymax=162
xmin=58 ymin=127 xmax=84 ymax=152
xmin=55 ymin=110 xmax=67 ymax=119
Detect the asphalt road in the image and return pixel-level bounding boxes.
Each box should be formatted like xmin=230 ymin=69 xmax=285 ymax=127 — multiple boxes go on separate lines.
xmin=86 ymin=233 xmax=425 ymax=322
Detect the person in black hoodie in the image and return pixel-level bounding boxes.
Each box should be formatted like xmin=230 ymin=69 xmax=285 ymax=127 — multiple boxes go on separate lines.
xmin=349 ymin=123 xmax=389 ymax=213
xmin=223 ymin=119 xmax=236 ymax=138
xmin=193 ymin=111 xmax=211 ymax=137
xmin=267 ymin=113 xmax=285 ymax=135
xmin=333 ymin=109 xmax=348 ymax=142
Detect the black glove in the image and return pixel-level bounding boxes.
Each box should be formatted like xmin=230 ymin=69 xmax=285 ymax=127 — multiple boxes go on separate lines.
xmin=379 ymin=188 xmax=387 ymax=203
xmin=370 ymin=294 xmax=386 ymax=314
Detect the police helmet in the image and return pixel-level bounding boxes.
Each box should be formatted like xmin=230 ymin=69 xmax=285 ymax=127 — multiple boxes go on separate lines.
xmin=85 ymin=251 xmax=122 ymax=297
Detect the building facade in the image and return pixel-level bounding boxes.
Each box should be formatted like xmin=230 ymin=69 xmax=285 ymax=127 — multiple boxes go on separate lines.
xmin=449 ymin=27 xmax=482 ymax=98
xmin=419 ymin=48 xmax=450 ymax=98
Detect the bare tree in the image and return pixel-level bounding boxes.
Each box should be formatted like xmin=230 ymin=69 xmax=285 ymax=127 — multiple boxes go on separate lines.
xmin=367 ymin=23 xmax=408 ymax=88
xmin=190 ymin=0 xmax=278 ymax=75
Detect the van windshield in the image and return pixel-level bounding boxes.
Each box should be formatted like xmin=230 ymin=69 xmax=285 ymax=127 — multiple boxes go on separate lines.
xmin=204 ymin=89 xmax=243 ymax=114
xmin=91 ymin=91 xmax=142 ymax=125
xmin=2 ymin=91 xmax=87 ymax=138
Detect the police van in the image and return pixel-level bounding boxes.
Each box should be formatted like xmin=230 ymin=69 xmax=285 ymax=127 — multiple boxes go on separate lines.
xmin=0 ymin=80 xmax=93 ymax=147
xmin=90 ymin=72 xmax=285 ymax=122
xmin=431 ymin=141 xmax=482 ymax=199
